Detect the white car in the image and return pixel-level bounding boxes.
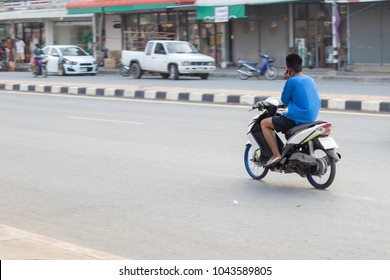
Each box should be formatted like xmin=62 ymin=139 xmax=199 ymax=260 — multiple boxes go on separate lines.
xmin=42 ymin=45 xmax=98 ymax=76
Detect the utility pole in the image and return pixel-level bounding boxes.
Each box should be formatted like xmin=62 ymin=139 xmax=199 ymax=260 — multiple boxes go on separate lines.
xmin=332 ymin=0 xmax=338 ymax=70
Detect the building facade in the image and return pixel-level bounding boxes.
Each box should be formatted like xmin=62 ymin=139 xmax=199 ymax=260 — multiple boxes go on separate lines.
xmin=1 ymin=0 xmax=389 ymax=69
xmin=0 ymin=0 xmax=95 ymax=62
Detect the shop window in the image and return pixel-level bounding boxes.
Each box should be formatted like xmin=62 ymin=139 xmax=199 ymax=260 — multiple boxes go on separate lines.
xmin=139 ymin=13 xmax=157 ymax=33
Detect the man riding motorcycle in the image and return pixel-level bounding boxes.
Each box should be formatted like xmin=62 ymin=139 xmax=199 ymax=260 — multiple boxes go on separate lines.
xmin=32 ymin=44 xmax=44 ymax=75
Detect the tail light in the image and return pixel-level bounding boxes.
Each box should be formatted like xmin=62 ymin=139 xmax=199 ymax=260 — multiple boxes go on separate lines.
xmin=318 ymin=123 xmax=332 ymax=136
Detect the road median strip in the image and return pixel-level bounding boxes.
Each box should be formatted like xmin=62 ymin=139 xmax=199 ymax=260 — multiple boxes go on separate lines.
xmin=1 ymin=82 xmax=389 ymax=113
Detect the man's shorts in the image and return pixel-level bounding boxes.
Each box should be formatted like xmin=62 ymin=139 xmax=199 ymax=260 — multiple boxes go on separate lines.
xmin=272 ymin=115 xmax=296 ymax=133
xmin=16 ymin=53 xmax=25 ymax=61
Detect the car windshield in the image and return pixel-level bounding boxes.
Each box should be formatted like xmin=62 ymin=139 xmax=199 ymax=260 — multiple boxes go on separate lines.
xmin=60 ymin=47 xmax=88 ymax=56
xmin=165 ymin=42 xmax=198 ymax=54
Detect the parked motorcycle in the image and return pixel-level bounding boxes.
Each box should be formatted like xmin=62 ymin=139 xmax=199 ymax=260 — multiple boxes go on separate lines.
xmin=0 ymin=50 xmax=7 ymax=71
xmin=237 ymin=54 xmax=278 ymax=80
xmin=244 ymin=97 xmax=341 ymax=189
xmin=31 ymin=55 xmax=47 ymax=78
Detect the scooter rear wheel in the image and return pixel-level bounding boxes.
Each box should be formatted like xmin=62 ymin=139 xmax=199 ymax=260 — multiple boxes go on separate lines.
xmin=119 ymin=64 xmax=131 ymax=77
xmin=244 ymin=144 xmax=269 ymax=180
xmin=238 ymin=67 xmax=251 ymax=80
xmin=306 ymin=148 xmax=336 ymax=189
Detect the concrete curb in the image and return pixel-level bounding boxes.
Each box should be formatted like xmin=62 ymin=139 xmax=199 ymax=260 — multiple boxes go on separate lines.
xmin=1 ymin=82 xmax=389 ymax=113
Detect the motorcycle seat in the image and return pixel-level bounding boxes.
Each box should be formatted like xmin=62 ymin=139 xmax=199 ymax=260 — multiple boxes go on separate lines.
xmin=240 ymin=60 xmax=258 ymax=67
xmin=284 ymin=120 xmax=326 ymax=139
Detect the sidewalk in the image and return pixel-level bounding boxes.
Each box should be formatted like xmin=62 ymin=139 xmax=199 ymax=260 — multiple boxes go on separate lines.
xmin=12 ymin=62 xmax=390 ymax=82
xmin=0 ymin=224 xmax=123 ymax=260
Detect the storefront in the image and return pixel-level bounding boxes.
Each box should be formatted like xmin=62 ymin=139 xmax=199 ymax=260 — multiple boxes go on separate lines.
xmin=292 ymin=2 xmax=334 ymax=68
xmin=66 ymin=0 xmax=196 ymax=61
xmin=0 ymin=3 xmax=94 ymax=63
xmin=195 ymin=0 xmax=297 ymax=68
xmin=196 ymin=5 xmax=245 ymax=66
xmin=195 ymin=0 xmax=340 ymax=69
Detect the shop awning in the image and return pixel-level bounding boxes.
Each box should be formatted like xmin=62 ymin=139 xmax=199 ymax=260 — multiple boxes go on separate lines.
xmin=196 ymin=5 xmax=245 ymax=20
xmin=324 ymin=0 xmax=387 ymax=2
xmin=195 ymin=0 xmax=299 ymax=6
xmin=66 ymin=0 xmax=194 ymax=14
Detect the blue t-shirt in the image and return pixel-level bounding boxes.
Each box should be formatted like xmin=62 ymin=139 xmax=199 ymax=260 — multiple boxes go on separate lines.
xmin=281 ymin=75 xmax=321 ymax=125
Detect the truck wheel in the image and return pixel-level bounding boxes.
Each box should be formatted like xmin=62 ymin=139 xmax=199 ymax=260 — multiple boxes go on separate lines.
xmin=200 ymin=73 xmax=209 ymax=80
xmin=169 ymin=64 xmax=179 ymax=80
xmin=131 ymin=63 xmax=142 ymax=79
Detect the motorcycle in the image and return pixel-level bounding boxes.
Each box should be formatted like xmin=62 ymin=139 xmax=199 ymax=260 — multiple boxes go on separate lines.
xmin=237 ymin=54 xmax=278 ymax=80
xmin=0 ymin=50 xmax=7 ymax=71
xmin=119 ymin=63 xmax=131 ymax=77
xmin=31 ymin=55 xmax=47 ymax=78
xmin=244 ymin=97 xmax=341 ymax=189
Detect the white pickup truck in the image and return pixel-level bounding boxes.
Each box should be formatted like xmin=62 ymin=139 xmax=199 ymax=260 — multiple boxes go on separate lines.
xmin=121 ymin=40 xmax=216 ymax=80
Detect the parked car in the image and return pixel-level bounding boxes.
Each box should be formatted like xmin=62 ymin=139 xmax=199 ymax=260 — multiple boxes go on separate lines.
xmin=121 ymin=40 xmax=216 ymax=80
xmin=42 ymin=45 xmax=98 ymax=76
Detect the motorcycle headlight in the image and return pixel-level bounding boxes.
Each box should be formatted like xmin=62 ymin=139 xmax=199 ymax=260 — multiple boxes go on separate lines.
xmin=63 ymin=58 xmax=77 ymax=65
xmin=182 ymin=61 xmax=191 ymax=66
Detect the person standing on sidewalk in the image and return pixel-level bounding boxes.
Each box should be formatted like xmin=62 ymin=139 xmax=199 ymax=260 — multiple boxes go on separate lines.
xmin=15 ymin=37 xmax=25 ymax=63
xmin=260 ymin=53 xmax=321 ymax=166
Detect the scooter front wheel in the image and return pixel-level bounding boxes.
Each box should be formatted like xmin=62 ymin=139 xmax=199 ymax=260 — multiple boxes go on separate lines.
xmin=265 ymin=66 xmax=278 ymax=80
xmin=307 ymin=148 xmax=336 ymax=189
xmin=244 ymin=144 xmax=269 ymax=180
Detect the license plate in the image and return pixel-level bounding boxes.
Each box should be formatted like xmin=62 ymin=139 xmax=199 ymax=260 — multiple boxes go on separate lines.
xmin=80 ymin=68 xmax=87 ymax=72
xmin=318 ymin=137 xmax=339 ymax=149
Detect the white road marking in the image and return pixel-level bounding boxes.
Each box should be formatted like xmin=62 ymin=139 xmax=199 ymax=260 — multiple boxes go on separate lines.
xmin=68 ymin=116 xmax=144 ymax=125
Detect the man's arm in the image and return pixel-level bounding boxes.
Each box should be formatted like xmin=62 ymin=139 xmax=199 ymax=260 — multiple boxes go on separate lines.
xmin=281 ymin=79 xmax=293 ymax=104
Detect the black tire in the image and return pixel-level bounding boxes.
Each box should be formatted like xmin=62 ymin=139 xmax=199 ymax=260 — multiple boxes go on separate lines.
xmin=31 ymin=65 xmax=37 ymax=77
xmin=200 ymin=73 xmax=209 ymax=80
xmin=244 ymin=144 xmax=269 ymax=180
xmin=119 ymin=64 xmax=131 ymax=77
xmin=130 ymin=62 xmax=142 ymax=79
xmin=265 ymin=66 xmax=278 ymax=80
xmin=42 ymin=67 xmax=47 ymax=78
xmin=307 ymin=148 xmax=336 ymax=189
xmin=169 ymin=64 xmax=179 ymax=80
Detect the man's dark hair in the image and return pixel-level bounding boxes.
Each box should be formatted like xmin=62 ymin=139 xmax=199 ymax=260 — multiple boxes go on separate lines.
xmin=286 ymin=53 xmax=302 ymax=73
xmin=35 ymin=44 xmax=40 ymax=48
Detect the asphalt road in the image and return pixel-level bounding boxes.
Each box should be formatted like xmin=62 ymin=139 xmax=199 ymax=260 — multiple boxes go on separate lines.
xmin=0 ymin=91 xmax=389 ymax=259
xmin=0 ymin=71 xmax=389 ymax=97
